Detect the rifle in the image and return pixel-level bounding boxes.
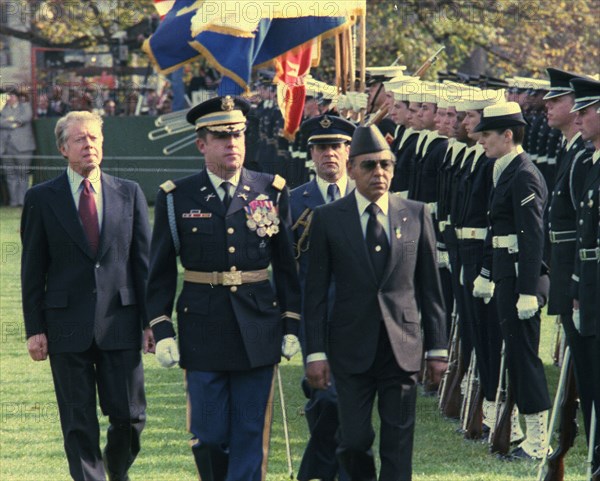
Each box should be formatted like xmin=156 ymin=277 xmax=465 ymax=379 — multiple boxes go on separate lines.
xmin=490 ymin=346 xmax=515 ymax=456
xmin=412 ymin=46 xmax=445 ymax=79
xmin=438 ymin=305 xmax=459 ymax=410
xmin=440 ymin=321 xmax=465 ymax=419
xmin=461 ymin=352 xmax=477 ymax=432
xmin=465 ymin=381 xmax=484 ymax=440
xmin=537 ymin=346 xmax=578 ymax=481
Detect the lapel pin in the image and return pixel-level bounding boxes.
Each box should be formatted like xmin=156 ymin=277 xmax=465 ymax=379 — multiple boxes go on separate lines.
xmin=243 ymin=185 xmax=250 ymax=191
xmin=205 ymin=193 xmax=216 ymax=201
xmin=200 ymin=186 xmax=207 ymax=192
xmin=237 ymin=193 xmax=248 ymax=201
xmin=395 ymin=227 xmax=402 ymax=239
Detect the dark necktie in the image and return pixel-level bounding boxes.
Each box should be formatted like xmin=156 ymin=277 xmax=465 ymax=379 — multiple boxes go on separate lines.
xmin=327 ymin=183 xmax=340 ymax=203
xmin=79 ymin=179 xmax=99 ymax=256
xmin=366 ymin=203 xmax=390 ymax=281
xmin=221 ymin=181 xmax=232 ymax=209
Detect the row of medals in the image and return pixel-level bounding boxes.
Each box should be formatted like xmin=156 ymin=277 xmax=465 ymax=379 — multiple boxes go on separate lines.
xmin=246 ymin=205 xmax=280 ymax=237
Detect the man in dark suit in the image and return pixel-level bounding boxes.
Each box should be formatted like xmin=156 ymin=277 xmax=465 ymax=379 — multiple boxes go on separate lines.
xmin=146 ymin=96 xmax=301 ymax=480
xmin=290 ymin=114 xmax=355 ymax=481
xmin=304 ymin=124 xmax=448 ymax=480
xmin=20 ymin=111 xmax=153 ymax=481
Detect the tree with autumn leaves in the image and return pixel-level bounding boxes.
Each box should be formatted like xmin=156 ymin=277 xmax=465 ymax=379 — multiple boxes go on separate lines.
xmin=1 ymin=0 xmax=597 ymax=80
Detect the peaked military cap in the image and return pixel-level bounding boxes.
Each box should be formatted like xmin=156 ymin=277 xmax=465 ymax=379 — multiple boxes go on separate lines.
xmin=349 ymin=125 xmax=395 ymax=162
xmin=474 ymin=101 xmax=527 ymax=132
xmin=186 ymin=95 xmax=251 ymax=133
xmin=301 ymin=114 xmax=356 ymax=145
xmin=544 ymin=68 xmax=579 ymax=100
xmin=569 ymin=76 xmax=600 ymax=112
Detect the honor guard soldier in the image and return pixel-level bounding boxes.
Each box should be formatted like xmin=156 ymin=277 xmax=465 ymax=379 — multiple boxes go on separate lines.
xmin=544 ymin=68 xmax=596 ymax=454
xmin=570 ymin=77 xmax=600 ymax=475
xmin=364 ymin=65 xmax=408 ymax=142
xmin=474 ymin=102 xmax=552 ymax=460
xmin=146 ymin=96 xmax=301 ymax=481
xmin=290 ymin=114 xmax=356 ymax=481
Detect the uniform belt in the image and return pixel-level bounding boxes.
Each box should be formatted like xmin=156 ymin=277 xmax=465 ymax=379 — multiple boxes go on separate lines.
xmin=456 ymin=227 xmax=487 ymax=240
xmin=549 ymin=230 xmax=577 ymax=244
xmin=579 ymin=248 xmax=599 ymax=261
xmin=492 ymin=234 xmax=519 ymax=252
xmin=183 ymin=269 xmax=269 ymax=286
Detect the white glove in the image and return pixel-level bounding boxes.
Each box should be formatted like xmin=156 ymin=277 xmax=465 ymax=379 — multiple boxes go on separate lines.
xmin=473 ymin=275 xmax=494 ymax=304
xmin=337 ymin=94 xmax=349 ymax=111
xmin=572 ymin=308 xmax=581 ymax=333
xmin=437 ymin=249 xmax=450 ymax=270
xmin=155 ymin=337 xmax=180 ymax=368
xmin=352 ymin=92 xmax=369 ymax=111
xmin=516 ymin=294 xmax=539 ymax=320
xmin=281 ymin=334 xmax=300 ymax=360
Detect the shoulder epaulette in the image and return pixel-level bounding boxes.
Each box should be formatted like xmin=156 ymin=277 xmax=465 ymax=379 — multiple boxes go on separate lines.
xmin=160 ymin=180 xmax=176 ymax=193
xmin=272 ymin=174 xmax=286 ymax=191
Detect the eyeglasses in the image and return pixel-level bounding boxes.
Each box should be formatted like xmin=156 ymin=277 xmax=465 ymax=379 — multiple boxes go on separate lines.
xmin=359 ymin=159 xmax=396 ymax=171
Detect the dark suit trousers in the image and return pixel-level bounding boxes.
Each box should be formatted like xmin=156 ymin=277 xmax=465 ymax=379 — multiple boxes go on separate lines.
xmin=495 ymin=278 xmax=551 ymax=414
xmin=334 ymin=326 xmax=418 ymax=481
xmin=49 ymin=342 xmax=146 ymax=481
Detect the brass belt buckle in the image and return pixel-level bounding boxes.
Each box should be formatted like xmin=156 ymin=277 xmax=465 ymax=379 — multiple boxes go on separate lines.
xmin=222 ymin=271 xmax=243 ymax=286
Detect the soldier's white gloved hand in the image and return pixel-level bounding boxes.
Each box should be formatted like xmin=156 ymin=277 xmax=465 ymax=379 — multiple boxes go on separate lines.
xmin=473 ymin=275 xmax=494 ymax=304
xmin=572 ymin=308 xmax=581 ymax=333
xmin=282 ymin=334 xmax=300 ymax=360
xmin=352 ymin=92 xmax=369 ymax=111
xmin=516 ymin=294 xmax=538 ymax=320
xmin=156 ymin=337 xmax=180 ymax=368
xmin=437 ymin=249 xmax=450 ymax=270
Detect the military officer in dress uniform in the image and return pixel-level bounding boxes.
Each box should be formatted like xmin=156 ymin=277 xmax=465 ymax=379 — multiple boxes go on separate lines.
xmin=570 ymin=77 xmax=600 ymax=475
xmin=543 ymin=68 xmax=595 ymax=451
xmin=290 ymin=114 xmax=355 ymax=481
xmin=474 ymin=102 xmax=552 ymax=460
xmin=146 ymin=96 xmax=301 ymax=481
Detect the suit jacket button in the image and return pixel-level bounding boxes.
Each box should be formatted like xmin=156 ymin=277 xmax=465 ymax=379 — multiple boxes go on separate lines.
xmin=228 ymin=246 xmax=236 ymax=253
xmin=95 ymin=262 xmax=100 ymax=268
xmin=230 ymin=286 xmax=238 ymax=293
xmin=192 ymin=227 xmax=198 ymax=233
xmin=227 ymin=227 xmax=235 ymax=234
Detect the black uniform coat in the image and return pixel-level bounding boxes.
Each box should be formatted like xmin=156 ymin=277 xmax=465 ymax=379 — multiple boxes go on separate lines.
xmin=21 ymin=171 xmax=150 ymax=354
xmin=147 ymin=168 xmax=301 ymax=371
xmin=547 ymin=134 xmax=594 ymax=314
xmin=486 ymin=153 xmax=548 ymax=295
xmin=572 ymin=156 xmax=600 ymax=337
xmin=304 ymin=193 xmax=447 ymax=374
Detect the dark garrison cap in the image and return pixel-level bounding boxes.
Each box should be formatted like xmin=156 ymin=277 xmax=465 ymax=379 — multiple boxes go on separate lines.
xmin=301 ymin=114 xmax=356 ymax=145
xmin=186 ymin=95 xmax=251 ymax=133
xmin=349 ymin=125 xmax=395 ymax=162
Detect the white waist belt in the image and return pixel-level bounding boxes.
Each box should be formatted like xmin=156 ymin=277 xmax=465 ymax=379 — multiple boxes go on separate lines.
xmin=456 ymin=227 xmax=487 ymax=240
xmin=492 ymin=234 xmax=519 ymax=253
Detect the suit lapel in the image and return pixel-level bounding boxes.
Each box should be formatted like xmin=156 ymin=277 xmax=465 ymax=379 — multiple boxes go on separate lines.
xmin=97 ymin=173 xmax=127 ymax=261
xmin=227 ymin=168 xmax=262 ymax=216
xmin=194 ymin=170 xmax=227 ymax=217
xmin=301 ymin=179 xmax=325 ymax=210
xmin=380 ymin=194 xmax=408 ymax=285
xmin=47 ymin=172 xmax=95 ymax=259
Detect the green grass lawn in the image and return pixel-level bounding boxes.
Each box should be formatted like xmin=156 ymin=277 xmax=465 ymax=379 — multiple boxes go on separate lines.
xmin=0 ymin=206 xmax=589 ymax=480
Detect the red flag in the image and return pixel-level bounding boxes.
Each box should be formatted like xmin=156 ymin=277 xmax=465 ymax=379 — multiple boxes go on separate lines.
xmin=274 ymin=42 xmax=314 ymax=141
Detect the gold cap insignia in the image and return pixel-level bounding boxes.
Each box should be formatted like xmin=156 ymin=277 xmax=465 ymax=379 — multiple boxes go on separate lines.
xmin=221 ymin=96 xmax=235 ymax=111
xmin=320 ymin=116 xmax=332 ymax=129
